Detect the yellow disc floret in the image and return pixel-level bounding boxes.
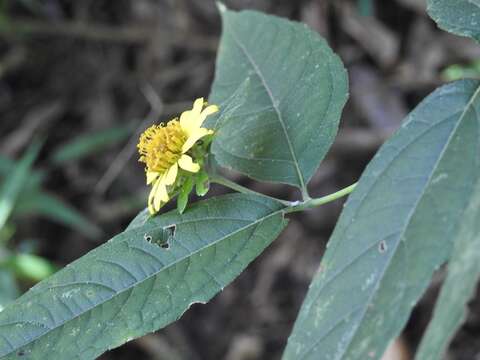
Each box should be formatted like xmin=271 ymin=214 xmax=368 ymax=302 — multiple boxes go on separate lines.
xmin=137 ymin=98 xmax=218 ymax=215
xmin=138 ymin=120 xmax=186 ymax=174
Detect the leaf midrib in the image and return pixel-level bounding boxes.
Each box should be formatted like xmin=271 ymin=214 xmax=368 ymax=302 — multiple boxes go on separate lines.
xmin=1 ymin=209 xmax=284 ymax=357
xmin=298 ymin=83 xmax=480 ymax=359
xmin=226 ymin=21 xmax=307 ymax=193
xmin=339 ymin=83 xmax=480 ymax=359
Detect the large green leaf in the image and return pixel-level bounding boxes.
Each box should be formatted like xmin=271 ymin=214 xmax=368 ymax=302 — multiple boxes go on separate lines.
xmin=0 ymin=194 xmax=287 ymax=359
xmin=283 ymin=79 xmax=480 ymax=360
xmin=427 ymin=0 xmax=480 ymax=41
xmin=415 ymin=181 xmax=480 ymax=360
xmin=208 ymin=6 xmax=348 ymax=194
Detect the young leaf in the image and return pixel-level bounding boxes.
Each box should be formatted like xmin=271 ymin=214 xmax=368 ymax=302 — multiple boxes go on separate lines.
xmin=427 ymin=0 xmax=480 ymax=41
xmin=208 ymin=7 xmax=348 ymax=194
xmin=283 ymin=79 xmax=480 ymax=359
xmin=415 ymin=182 xmax=480 ymax=360
xmin=0 ymin=143 xmax=40 ymax=230
xmin=0 ymin=194 xmax=287 ymax=359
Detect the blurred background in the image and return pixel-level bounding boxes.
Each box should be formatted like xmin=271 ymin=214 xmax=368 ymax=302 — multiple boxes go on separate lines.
xmin=0 ymin=0 xmax=479 ymax=359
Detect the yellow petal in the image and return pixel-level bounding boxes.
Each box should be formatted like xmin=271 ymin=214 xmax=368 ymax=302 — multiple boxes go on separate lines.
xmin=180 ymin=98 xmax=206 ymax=136
xmin=181 ymin=127 xmax=214 ymax=153
xmin=164 ymin=163 xmax=178 ymax=186
xmin=191 ymin=97 xmax=204 ymax=116
xmin=179 ymin=110 xmax=194 ymax=136
xmin=196 ymin=105 xmax=219 ymax=127
xmin=146 ymin=171 xmax=161 ymax=185
xmin=153 ymin=178 xmax=169 ymax=211
xmin=178 ymin=154 xmax=200 ymax=173
xmin=148 ymin=179 xmax=161 ymax=214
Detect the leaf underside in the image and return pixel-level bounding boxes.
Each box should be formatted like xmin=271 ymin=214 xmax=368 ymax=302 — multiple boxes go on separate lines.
xmin=208 ymin=8 xmax=348 ymax=190
xmin=283 ymin=79 xmax=480 ymax=360
xmin=0 ymin=194 xmax=287 ymax=359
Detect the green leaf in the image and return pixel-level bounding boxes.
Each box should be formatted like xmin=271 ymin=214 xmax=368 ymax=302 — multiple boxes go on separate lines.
xmin=0 ymin=143 xmax=41 ymax=230
xmin=0 ymin=156 xmax=45 ymax=188
xmin=50 ymin=125 xmax=133 ymax=165
xmin=283 ymin=79 xmax=480 ymax=360
xmin=415 ymin=181 xmax=480 ymax=360
xmin=7 ymin=254 xmax=57 ymax=283
xmin=208 ymin=7 xmax=348 ymax=194
xmin=0 ymin=270 xmax=19 ymax=311
xmin=427 ymin=0 xmax=480 ymax=41
xmin=14 ymin=191 xmax=102 ymax=239
xmin=0 ymin=194 xmax=287 ymax=359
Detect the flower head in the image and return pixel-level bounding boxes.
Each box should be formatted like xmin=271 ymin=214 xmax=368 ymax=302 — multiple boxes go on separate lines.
xmin=137 ymin=98 xmax=218 ymax=215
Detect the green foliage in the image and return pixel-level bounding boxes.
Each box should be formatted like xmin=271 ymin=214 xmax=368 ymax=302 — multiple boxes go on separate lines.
xmin=0 ymin=154 xmax=100 ymax=239
xmin=6 ymin=253 xmax=56 ymax=283
xmin=208 ymin=6 xmax=348 ymax=195
xmin=0 ymin=142 xmax=40 ymax=229
xmin=442 ymin=60 xmax=480 ymax=81
xmin=416 ymin=182 xmax=480 ymax=360
xmin=51 ymin=124 xmax=133 ymax=165
xmin=0 ymin=194 xmax=287 ymax=359
xmin=0 ymin=270 xmax=19 ymax=311
xmin=428 ymin=0 xmax=480 ymax=41
xmin=283 ymin=79 xmax=480 ymax=359
xmin=14 ymin=192 xmax=102 ymax=239
xmin=0 ymin=3 xmax=479 ymax=360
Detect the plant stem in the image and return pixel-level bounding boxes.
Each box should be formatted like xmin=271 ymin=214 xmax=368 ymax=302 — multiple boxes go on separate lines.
xmin=212 ymin=175 xmax=357 ymax=212
xmin=284 ymin=183 xmax=357 ymax=214
xmin=210 ymin=176 xmax=291 ymax=206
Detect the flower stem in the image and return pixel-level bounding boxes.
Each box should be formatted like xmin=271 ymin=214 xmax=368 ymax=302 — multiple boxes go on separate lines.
xmin=284 ymin=183 xmax=357 ymax=214
xmin=210 ymin=175 xmax=291 ymax=206
xmin=212 ymin=175 xmax=357 ymax=212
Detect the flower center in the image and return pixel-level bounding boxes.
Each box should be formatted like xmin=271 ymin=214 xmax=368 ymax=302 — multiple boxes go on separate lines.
xmin=137 ymin=120 xmax=187 ymax=173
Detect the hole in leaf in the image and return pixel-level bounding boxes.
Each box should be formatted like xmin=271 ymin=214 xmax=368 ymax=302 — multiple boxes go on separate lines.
xmin=144 ymin=224 xmax=176 ymax=249
xmin=378 ymin=240 xmax=387 ymax=253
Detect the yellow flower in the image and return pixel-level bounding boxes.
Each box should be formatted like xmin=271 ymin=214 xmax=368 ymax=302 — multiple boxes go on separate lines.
xmin=137 ymin=98 xmax=218 ymax=215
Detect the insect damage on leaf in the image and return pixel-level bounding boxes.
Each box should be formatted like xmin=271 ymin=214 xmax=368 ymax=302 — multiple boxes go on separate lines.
xmin=143 ymin=224 xmax=176 ymax=249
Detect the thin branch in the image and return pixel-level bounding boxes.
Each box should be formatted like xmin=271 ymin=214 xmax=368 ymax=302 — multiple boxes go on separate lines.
xmin=94 ymin=83 xmax=163 ymax=195
xmin=0 ymin=18 xmax=218 ymax=50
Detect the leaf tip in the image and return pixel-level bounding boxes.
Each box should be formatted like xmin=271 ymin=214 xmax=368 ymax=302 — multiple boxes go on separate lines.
xmin=216 ymin=2 xmax=227 ymax=14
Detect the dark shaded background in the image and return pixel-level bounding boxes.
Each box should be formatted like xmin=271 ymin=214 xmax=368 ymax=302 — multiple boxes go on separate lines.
xmin=1 ymin=0 xmax=479 ymax=359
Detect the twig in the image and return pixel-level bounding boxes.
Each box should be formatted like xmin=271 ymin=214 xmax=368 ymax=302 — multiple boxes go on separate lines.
xmin=0 ymin=19 xmax=150 ymax=43
xmin=0 ymin=18 xmax=218 ymax=50
xmin=1 ymin=102 xmax=64 ymax=156
xmin=94 ymin=83 xmax=163 ymax=195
